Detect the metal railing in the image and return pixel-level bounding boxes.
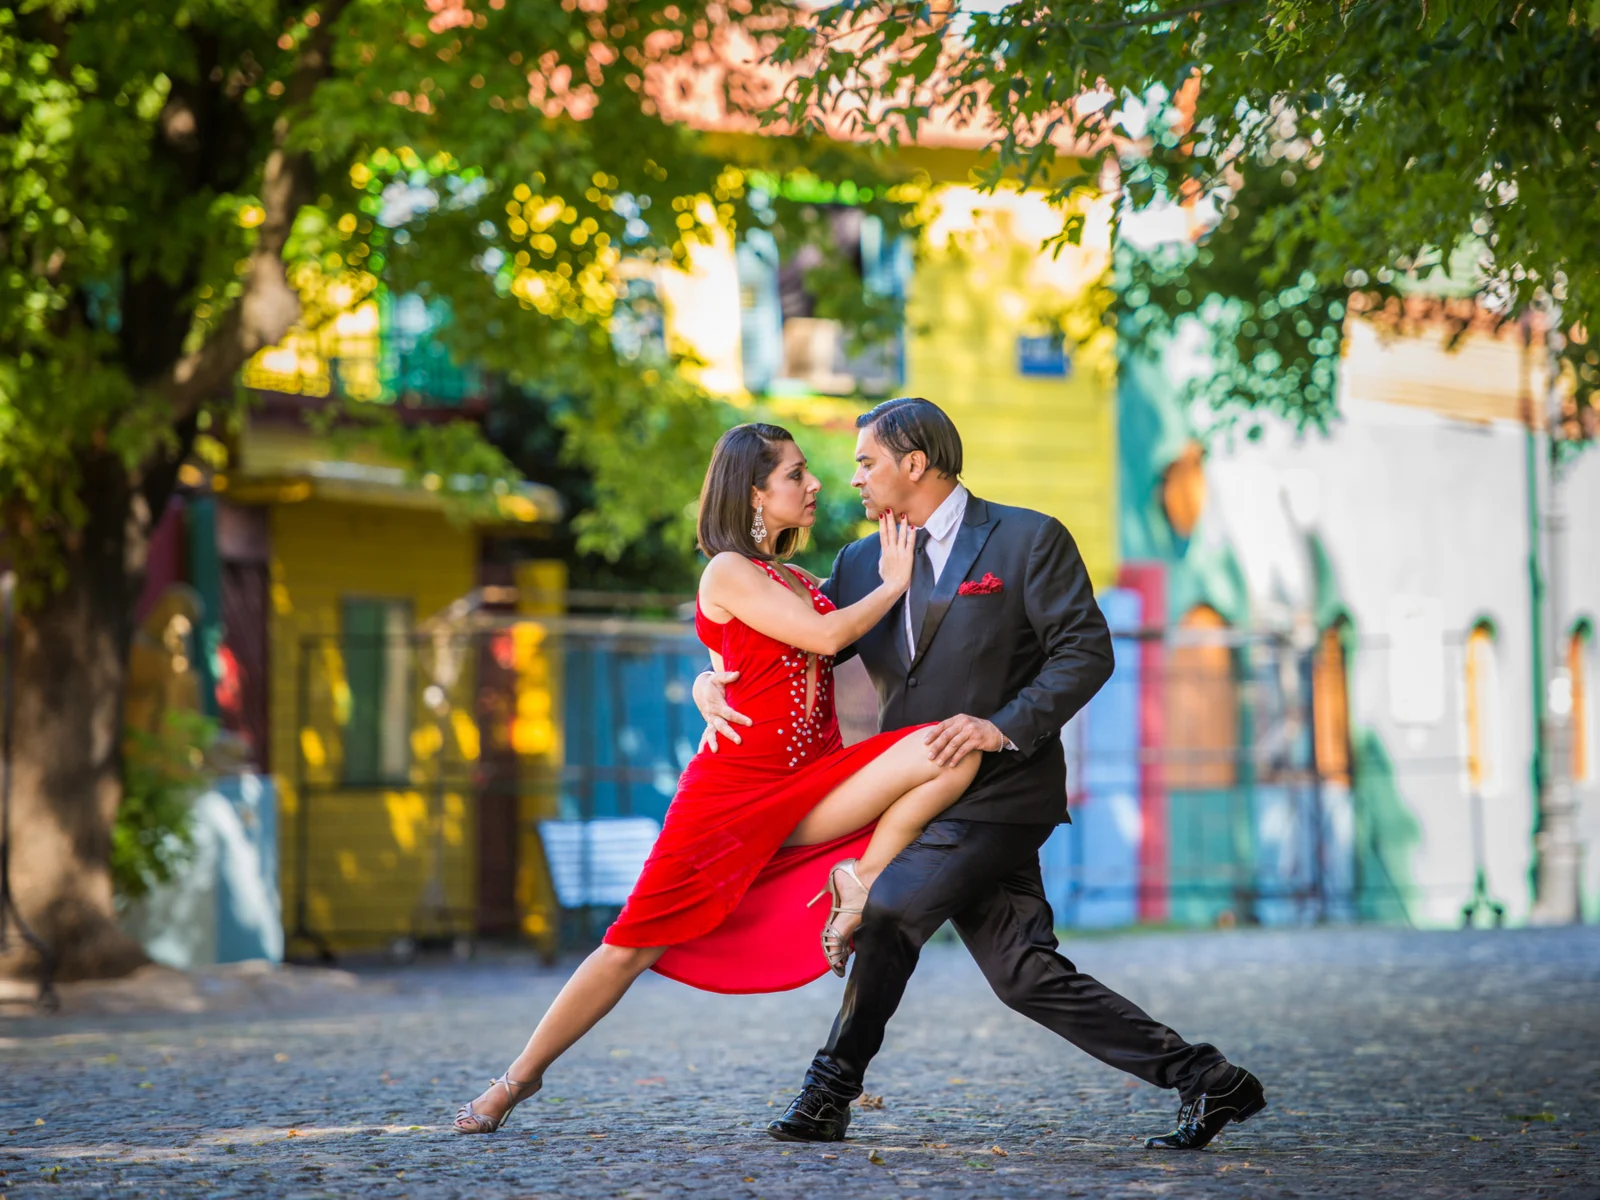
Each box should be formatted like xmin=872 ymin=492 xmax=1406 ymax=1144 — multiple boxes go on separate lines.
xmin=284 ymin=616 xmax=1495 ymax=957
xmin=285 ymin=615 xmax=705 ymax=959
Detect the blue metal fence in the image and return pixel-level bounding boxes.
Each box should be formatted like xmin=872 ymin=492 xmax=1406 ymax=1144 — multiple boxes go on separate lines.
xmin=290 ymin=608 xmax=1357 ymax=955
xmin=559 ymin=633 xmax=705 ymax=824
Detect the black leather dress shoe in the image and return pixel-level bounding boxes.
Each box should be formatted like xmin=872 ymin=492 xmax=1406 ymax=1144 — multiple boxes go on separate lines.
xmin=1144 ymin=1069 xmax=1266 ymax=1150
xmin=766 ymin=1086 xmax=852 ymax=1142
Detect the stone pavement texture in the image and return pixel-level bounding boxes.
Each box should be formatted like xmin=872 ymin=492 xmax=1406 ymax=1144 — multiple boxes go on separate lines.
xmin=1 ymin=927 xmax=1597 ymax=1200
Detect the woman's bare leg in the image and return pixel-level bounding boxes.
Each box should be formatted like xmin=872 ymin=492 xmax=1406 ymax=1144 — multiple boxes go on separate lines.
xmin=462 ymin=734 xmax=975 ymax=1126
xmin=785 ymin=732 xmax=978 ymax=865
xmin=783 ymin=733 xmax=980 ymax=944
xmin=855 ymin=768 xmax=973 ymax=882
xmin=457 ymin=943 xmax=665 ymax=1126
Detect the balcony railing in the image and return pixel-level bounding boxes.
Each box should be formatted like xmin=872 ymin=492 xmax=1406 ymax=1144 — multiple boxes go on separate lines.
xmin=242 ymin=290 xmax=483 ymax=407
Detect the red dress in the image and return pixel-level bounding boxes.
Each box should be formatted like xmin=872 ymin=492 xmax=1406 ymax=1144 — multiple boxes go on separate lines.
xmin=603 ymin=559 xmax=925 ymax=993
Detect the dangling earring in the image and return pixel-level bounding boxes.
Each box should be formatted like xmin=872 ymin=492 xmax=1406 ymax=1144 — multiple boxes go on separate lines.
xmin=750 ymin=502 xmax=768 ymax=544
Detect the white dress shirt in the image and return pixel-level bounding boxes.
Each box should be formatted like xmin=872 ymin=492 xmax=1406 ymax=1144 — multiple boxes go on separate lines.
xmin=904 ymin=484 xmax=969 ymax=658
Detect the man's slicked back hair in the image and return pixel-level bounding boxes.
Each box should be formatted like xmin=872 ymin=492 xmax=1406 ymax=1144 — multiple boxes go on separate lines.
xmin=856 ymin=397 xmax=963 ymax=479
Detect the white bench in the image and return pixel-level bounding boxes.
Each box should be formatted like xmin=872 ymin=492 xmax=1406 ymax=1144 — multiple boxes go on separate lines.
xmin=536 ymin=817 xmax=661 ymax=909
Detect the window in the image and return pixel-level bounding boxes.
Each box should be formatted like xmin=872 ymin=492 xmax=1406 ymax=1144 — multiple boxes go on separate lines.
xmin=1571 ymin=621 xmax=1595 ymax=784
xmin=241 ymin=289 xmax=482 ymax=405
xmin=1312 ymin=620 xmax=1352 ymax=786
xmin=1464 ymin=620 xmax=1501 ymax=797
xmin=737 ymin=210 xmax=910 ymax=398
xmin=612 ymin=275 xmax=666 ymax=363
xmin=342 ymin=598 xmax=412 ymax=785
xmin=1166 ymin=605 xmax=1239 ymax=789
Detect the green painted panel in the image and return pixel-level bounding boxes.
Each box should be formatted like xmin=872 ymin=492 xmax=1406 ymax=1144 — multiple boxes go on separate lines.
xmin=341 ymin=599 xmax=387 ymax=786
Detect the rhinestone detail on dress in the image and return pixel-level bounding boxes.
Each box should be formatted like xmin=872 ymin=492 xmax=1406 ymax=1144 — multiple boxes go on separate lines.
xmin=750 ymin=559 xmax=837 ymax=769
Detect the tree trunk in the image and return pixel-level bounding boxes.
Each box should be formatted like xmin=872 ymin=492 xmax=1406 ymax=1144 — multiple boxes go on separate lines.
xmin=1 ymin=458 xmax=149 ymax=982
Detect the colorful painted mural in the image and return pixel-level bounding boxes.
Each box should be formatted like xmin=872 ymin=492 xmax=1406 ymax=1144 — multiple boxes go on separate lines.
xmin=1119 ymin=308 xmax=1600 ymax=927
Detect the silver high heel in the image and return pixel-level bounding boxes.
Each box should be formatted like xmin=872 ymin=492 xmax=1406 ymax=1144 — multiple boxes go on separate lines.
xmin=807 ymin=858 xmax=868 ymax=977
xmin=453 ymin=1071 xmax=539 ymax=1134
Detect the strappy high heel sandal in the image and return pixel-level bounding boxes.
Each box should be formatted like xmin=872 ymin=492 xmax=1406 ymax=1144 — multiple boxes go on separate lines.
xmin=453 ymin=1071 xmax=539 ymax=1134
xmin=807 ymin=858 xmax=868 ymax=977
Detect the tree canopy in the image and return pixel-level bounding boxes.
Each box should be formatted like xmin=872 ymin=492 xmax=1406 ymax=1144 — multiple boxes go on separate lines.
xmin=0 ymin=0 xmax=925 ymax=980
xmin=0 ymin=0 xmax=919 ymax=594
xmin=777 ymin=0 xmax=1600 ymax=439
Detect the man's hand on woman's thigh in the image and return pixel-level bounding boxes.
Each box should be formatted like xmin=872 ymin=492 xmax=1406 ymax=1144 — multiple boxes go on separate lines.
xmin=922 ymin=714 xmax=1005 ymax=767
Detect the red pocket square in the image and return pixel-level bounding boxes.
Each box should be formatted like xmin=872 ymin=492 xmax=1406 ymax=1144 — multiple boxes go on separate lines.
xmin=959 ymin=573 xmax=1004 ymax=596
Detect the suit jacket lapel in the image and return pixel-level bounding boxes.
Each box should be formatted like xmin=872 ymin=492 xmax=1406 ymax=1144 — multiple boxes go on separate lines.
xmin=912 ymin=496 xmax=998 ymax=667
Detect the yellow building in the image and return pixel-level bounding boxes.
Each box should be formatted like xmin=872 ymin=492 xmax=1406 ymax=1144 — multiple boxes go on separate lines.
xmin=650 ymin=78 xmax=1120 ymax=586
xmin=221 ymin=405 xmax=565 ymax=956
xmin=905 ymin=187 xmax=1117 ymax=586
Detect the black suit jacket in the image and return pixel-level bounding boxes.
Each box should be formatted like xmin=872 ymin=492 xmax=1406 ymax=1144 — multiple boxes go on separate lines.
xmin=819 ymin=494 xmax=1114 ymax=825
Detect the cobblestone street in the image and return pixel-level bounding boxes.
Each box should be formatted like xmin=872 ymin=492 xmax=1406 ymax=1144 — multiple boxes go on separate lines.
xmin=2 ymin=926 xmax=1597 ymax=1199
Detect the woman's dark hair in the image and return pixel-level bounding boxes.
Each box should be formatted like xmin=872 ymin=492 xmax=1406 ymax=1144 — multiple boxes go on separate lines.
xmin=696 ymin=423 xmax=809 ymax=561
xmin=856 ymin=396 xmax=963 ymax=478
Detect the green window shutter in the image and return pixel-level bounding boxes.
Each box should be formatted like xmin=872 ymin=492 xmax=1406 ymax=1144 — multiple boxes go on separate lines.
xmin=343 ymin=599 xmax=387 ymax=785
xmin=379 ymin=603 xmax=412 ymax=781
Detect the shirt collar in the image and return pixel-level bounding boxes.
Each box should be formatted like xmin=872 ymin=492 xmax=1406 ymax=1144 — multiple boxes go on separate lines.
xmin=923 ymin=484 xmax=969 ymax=542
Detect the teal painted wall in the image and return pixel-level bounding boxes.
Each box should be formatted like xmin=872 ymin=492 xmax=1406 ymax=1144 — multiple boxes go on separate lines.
xmin=1116 ymin=349 xmax=1248 ymax=625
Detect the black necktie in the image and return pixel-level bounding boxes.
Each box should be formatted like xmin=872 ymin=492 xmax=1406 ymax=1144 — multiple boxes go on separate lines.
xmin=906 ymin=527 xmax=933 ymax=661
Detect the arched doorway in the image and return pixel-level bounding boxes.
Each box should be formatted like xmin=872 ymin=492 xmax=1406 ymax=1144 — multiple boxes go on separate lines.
xmin=1166 ymin=605 xmax=1239 ymax=790
xmin=1164 ymin=604 xmax=1242 ymax=925
xmin=1569 ymin=620 xmax=1594 ymax=784
xmin=1313 ymin=619 xmax=1352 ymax=787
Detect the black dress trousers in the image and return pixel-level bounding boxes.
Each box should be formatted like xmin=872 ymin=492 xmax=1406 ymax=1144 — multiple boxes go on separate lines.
xmin=804 ymin=818 xmax=1231 ymax=1103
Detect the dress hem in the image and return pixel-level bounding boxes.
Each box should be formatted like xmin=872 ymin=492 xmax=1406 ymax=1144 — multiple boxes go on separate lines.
xmin=647 ymin=958 xmax=835 ymax=995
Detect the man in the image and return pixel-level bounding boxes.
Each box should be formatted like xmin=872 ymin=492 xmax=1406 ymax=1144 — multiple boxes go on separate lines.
xmin=693 ymin=397 xmax=1264 ymax=1150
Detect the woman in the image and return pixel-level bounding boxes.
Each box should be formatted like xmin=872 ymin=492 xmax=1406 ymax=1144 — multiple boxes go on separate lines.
xmin=453 ymin=423 xmax=980 ymax=1134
